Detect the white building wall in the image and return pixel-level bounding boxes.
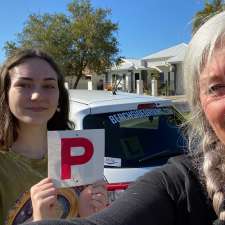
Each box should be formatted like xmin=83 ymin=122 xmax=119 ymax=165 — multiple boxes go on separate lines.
xmin=146 ymin=70 xmax=151 ymax=90
xmin=65 ymin=75 xmax=105 ymax=90
xmin=164 ymin=71 xmax=168 ymax=83
xmin=125 ymin=74 xmax=131 ymax=92
xmin=76 ymin=79 xmax=88 ymax=89
xmin=170 ymin=71 xmax=175 ymax=90
xmin=175 ymin=63 xmax=185 ymax=94
xmin=132 ymin=72 xmax=136 ymax=91
xmin=106 ymin=61 xmax=186 ymax=95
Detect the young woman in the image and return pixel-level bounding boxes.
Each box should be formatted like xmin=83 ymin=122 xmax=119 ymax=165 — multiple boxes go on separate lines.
xmin=0 ymin=49 xmax=107 ymax=225
xmin=25 ymin=11 xmax=225 ymax=225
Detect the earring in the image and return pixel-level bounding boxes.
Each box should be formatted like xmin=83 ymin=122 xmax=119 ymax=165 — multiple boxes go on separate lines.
xmin=56 ymin=107 xmax=61 ymax=112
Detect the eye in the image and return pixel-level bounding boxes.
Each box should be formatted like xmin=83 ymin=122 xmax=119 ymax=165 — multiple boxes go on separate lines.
xmin=208 ymin=84 xmax=225 ymax=96
xmin=43 ymin=84 xmax=57 ymax=89
xmin=16 ymin=82 xmax=32 ymax=88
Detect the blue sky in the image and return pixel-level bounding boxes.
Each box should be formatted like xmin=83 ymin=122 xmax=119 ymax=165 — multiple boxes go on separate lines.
xmin=0 ymin=0 xmax=204 ymax=63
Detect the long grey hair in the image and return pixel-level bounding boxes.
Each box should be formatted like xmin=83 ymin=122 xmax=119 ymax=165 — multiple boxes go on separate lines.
xmin=184 ymin=11 xmax=225 ymax=220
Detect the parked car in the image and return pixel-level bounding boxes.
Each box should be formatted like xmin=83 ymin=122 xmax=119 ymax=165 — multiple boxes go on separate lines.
xmin=69 ymin=90 xmax=186 ymax=203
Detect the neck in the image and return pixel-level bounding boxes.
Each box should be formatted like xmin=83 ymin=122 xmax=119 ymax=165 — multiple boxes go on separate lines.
xmin=12 ymin=123 xmax=47 ymax=159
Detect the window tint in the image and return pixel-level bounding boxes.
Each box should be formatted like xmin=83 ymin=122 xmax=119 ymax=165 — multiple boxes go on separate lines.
xmin=83 ymin=107 xmax=186 ymax=168
xmin=120 ymin=116 xmax=159 ymax=129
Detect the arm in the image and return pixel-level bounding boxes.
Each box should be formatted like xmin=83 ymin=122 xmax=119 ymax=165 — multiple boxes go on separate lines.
xmin=85 ymin=168 xmax=175 ymax=225
xmin=27 ymin=166 xmax=176 ymax=225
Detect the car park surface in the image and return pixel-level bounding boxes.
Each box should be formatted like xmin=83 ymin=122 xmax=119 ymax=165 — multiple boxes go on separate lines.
xmin=69 ymin=90 xmax=186 ymax=202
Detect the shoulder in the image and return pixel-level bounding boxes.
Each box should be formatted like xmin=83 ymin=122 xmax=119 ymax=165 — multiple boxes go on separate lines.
xmin=109 ymin=155 xmax=199 ymax=224
xmin=0 ymin=149 xmax=18 ymax=171
xmin=0 ymin=149 xmax=11 ymax=160
xmin=0 ymin=150 xmax=13 ymax=179
xmin=136 ymin=154 xmax=195 ymax=185
xmin=167 ymin=153 xmax=194 ymax=170
xmin=166 ymin=153 xmax=202 ymax=189
xmin=166 ymin=154 xmax=197 ymax=181
xmin=0 ymin=148 xmax=15 ymax=160
xmin=131 ymin=154 xmax=202 ymax=202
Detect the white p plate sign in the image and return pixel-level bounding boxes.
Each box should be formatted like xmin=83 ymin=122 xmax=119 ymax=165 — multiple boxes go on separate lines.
xmin=48 ymin=129 xmax=105 ymax=188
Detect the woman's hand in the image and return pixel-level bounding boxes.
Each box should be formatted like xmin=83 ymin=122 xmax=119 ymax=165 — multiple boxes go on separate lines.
xmin=30 ymin=177 xmax=58 ymax=221
xmin=78 ymin=180 xmax=108 ymax=217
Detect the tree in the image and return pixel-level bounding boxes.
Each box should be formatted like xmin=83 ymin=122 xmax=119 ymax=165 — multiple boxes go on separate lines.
xmin=4 ymin=0 xmax=120 ymax=88
xmin=192 ymin=0 xmax=225 ymax=34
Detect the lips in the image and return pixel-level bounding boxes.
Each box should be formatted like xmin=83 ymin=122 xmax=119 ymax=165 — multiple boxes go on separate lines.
xmin=25 ymin=107 xmax=48 ymax=112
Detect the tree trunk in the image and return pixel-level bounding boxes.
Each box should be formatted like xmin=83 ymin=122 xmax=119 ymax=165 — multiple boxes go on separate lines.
xmin=73 ymin=74 xmax=82 ymax=89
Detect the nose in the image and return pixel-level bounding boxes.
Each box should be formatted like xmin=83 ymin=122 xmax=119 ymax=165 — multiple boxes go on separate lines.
xmin=30 ymin=87 xmax=44 ymax=101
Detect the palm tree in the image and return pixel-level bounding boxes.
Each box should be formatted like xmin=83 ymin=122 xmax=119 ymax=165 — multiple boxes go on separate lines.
xmin=192 ymin=0 xmax=225 ymax=34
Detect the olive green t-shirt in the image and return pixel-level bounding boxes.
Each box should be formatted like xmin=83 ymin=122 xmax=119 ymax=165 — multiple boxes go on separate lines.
xmin=0 ymin=150 xmax=47 ymax=224
xmin=0 ymin=150 xmax=79 ymax=225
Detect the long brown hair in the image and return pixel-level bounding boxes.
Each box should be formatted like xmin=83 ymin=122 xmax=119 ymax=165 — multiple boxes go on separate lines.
xmin=0 ymin=48 xmax=74 ymax=150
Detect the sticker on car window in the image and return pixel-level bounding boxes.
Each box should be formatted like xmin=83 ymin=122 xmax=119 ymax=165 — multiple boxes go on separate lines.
xmin=108 ymin=108 xmax=173 ymax=125
xmin=120 ymin=136 xmax=144 ymax=160
xmin=104 ymin=157 xmax=121 ymax=167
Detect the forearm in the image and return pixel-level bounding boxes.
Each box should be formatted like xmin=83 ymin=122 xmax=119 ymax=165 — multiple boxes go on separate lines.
xmin=24 ymin=169 xmax=175 ymax=225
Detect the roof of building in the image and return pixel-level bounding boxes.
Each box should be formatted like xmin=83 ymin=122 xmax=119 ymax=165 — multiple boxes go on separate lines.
xmin=142 ymin=43 xmax=188 ymax=61
xmin=109 ymin=43 xmax=188 ymax=73
xmin=111 ymin=58 xmax=145 ymax=71
xmin=167 ymin=47 xmax=187 ymax=63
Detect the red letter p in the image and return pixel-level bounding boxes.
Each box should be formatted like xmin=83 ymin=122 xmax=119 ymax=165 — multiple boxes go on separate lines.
xmin=61 ymin=137 xmax=94 ymax=180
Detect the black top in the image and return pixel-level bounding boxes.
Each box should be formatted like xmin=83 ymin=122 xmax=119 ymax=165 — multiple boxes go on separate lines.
xmin=25 ymin=155 xmax=225 ymax=225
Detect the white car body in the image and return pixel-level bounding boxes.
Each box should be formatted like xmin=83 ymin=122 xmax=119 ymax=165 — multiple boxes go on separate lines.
xmin=68 ymin=90 xmax=185 ymax=200
xmin=69 ymin=90 xmax=172 ymax=129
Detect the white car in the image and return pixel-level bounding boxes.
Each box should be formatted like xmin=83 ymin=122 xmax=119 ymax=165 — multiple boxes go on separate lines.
xmin=69 ymin=90 xmax=186 ymax=202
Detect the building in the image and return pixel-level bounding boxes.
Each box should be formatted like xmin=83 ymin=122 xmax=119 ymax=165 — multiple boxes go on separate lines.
xmin=106 ymin=43 xmax=188 ymax=95
xmin=106 ymin=58 xmax=146 ymax=92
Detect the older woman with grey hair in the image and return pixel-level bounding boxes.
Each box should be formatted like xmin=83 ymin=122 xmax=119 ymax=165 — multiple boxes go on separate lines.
xmin=25 ymin=11 xmax=225 ymax=225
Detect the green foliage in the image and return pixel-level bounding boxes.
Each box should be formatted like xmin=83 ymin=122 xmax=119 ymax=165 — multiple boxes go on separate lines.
xmin=4 ymin=41 xmax=18 ymax=56
xmin=192 ymin=0 xmax=225 ymax=34
xmin=4 ymin=0 xmax=120 ymax=88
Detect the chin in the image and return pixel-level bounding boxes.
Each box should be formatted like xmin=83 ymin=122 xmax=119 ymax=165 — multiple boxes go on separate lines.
xmin=19 ymin=117 xmax=50 ymax=126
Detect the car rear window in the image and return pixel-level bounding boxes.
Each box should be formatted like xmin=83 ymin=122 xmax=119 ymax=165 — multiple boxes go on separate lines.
xmin=83 ymin=106 xmax=186 ymax=168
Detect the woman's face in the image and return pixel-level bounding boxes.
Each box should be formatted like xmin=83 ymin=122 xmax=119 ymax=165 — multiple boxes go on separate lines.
xmin=8 ymin=57 xmax=59 ymax=126
xmin=200 ymin=48 xmax=225 ymax=144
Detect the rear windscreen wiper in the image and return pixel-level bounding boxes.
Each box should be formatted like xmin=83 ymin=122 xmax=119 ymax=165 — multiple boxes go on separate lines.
xmin=139 ymin=150 xmax=184 ymax=163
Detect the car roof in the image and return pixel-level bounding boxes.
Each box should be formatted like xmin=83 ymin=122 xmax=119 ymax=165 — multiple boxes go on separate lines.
xmin=69 ymin=89 xmax=172 ymax=107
